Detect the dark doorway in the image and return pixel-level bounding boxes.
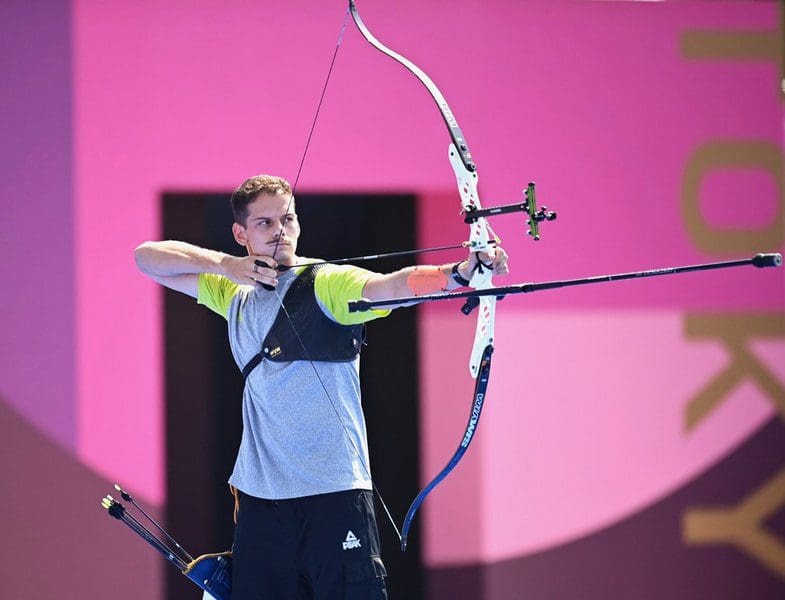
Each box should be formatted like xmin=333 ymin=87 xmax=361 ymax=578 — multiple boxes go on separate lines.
xmin=162 ymin=191 xmax=423 ymax=599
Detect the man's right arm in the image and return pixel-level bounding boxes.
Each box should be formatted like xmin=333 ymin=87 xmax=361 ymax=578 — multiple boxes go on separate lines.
xmin=134 ymin=240 xmax=278 ymax=298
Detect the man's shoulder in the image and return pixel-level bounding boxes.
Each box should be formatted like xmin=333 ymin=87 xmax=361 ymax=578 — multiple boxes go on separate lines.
xmin=198 ymin=273 xmax=247 ymax=318
xmin=311 ymin=263 xmax=376 ymax=290
xmin=310 ymin=264 xmax=389 ymax=325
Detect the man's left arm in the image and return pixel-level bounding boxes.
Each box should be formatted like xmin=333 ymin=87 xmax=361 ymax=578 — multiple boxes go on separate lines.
xmin=362 ymin=247 xmax=509 ymax=304
xmin=315 ymin=247 xmax=509 ymax=325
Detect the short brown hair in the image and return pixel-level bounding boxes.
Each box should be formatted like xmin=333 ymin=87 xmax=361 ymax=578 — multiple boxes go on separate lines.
xmin=230 ymin=175 xmax=292 ymax=225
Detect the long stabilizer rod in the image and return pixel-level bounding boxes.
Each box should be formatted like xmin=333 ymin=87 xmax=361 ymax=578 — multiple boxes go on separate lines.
xmin=348 ymin=253 xmax=783 ymax=312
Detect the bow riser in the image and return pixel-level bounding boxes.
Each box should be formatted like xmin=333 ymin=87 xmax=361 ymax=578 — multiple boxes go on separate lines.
xmin=448 ymin=143 xmax=496 ymax=377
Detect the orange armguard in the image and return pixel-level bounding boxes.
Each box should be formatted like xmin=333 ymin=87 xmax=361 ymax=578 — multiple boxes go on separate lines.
xmin=406 ymin=266 xmax=448 ymax=296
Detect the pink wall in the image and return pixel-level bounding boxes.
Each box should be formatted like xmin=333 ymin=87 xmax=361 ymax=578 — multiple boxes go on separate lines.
xmin=73 ymin=0 xmax=783 ymax=560
xmin=415 ymin=1 xmax=784 ymax=566
xmin=1 ymin=0 xmax=781 ymax=598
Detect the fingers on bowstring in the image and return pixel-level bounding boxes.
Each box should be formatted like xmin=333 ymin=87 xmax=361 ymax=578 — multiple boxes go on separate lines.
xmin=247 ymin=261 xmax=279 ymax=288
xmin=251 ymin=255 xmax=278 ymax=270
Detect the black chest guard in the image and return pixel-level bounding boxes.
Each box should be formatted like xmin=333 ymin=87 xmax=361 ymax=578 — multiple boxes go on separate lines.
xmin=241 ymin=265 xmax=365 ymax=379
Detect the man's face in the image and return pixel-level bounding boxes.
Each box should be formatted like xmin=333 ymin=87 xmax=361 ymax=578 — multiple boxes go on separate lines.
xmin=232 ymin=192 xmax=301 ymax=264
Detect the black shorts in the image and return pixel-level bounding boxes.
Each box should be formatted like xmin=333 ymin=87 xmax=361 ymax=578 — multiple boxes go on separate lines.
xmin=231 ymin=488 xmax=388 ymax=599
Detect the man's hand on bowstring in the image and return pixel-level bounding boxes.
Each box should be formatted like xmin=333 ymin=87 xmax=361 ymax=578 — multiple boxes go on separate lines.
xmin=458 ymin=245 xmax=510 ymax=282
xmin=220 ymin=254 xmax=280 ymax=288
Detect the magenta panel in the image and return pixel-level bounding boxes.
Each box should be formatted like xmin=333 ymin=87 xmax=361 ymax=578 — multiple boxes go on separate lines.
xmin=0 ymin=0 xmax=76 ymax=450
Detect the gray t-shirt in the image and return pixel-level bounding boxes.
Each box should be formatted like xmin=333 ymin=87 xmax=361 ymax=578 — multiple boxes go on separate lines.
xmin=197 ymin=265 xmax=389 ymax=500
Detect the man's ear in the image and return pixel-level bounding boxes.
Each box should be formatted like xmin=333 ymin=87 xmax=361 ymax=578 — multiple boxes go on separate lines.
xmin=232 ymin=222 xmax=248 ymax=247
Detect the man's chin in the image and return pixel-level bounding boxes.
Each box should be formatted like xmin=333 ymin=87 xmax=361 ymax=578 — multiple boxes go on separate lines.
xmin=271 ymin=247 xmax=297 ymax=265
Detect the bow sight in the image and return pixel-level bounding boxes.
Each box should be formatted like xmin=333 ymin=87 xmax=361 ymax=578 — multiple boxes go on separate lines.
xmin=458 ymin=182 xmax=557 ymax=315
xmin=463 ymin=182 xmax=557 ymax=241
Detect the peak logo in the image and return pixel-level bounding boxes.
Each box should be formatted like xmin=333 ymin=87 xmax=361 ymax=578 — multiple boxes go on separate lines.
xmin=342 ymin=530 xmax=361 ymax=550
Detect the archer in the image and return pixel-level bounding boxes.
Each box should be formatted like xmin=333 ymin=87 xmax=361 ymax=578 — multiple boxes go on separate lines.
xmin=134 ymin=174 xmax=509 ymax=599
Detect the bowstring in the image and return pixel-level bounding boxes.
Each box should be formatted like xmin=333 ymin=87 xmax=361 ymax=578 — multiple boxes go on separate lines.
xmin=267 ymin=6 xmax=402 ymax=543
xmin=268 ymin=5 xmax=346 ymax=263
xmin=273 ymin=290 xmax=402 ymax=542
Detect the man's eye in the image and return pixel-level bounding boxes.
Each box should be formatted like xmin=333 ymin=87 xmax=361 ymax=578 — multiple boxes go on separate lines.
xmin=284 ymin=216 xmax=296 ymax=223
